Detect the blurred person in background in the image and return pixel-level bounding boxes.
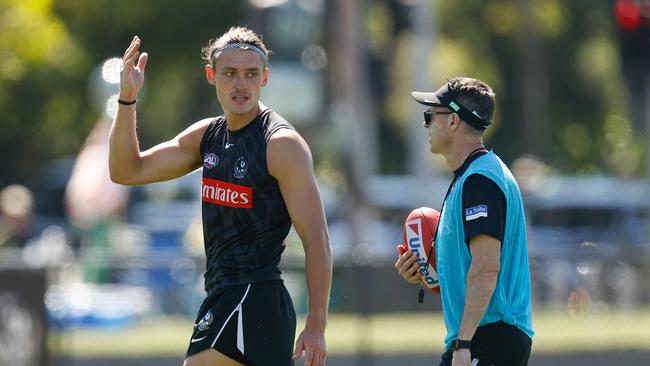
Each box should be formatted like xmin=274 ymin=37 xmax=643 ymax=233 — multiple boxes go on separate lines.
xmin=65 ymin=119 xmax=130 ymax=283
xmin=0 ymin=184 xmax=35 ymax=248
xmin=395 ymin=77 xmax=534 ymax=366
xmin=109 ymin=27 xmax=331 ymax=366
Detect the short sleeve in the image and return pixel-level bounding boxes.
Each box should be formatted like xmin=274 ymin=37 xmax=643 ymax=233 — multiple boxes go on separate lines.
xmin=461 ymin=174 xmax=506 ymax=245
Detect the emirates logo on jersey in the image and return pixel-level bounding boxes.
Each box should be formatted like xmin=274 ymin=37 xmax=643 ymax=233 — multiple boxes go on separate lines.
xmin=201 ymin=178 xmax=253 ymax=208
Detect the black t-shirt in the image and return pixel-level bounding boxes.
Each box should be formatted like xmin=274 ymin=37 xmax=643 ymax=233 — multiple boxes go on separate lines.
xmin=449 ymin=149 xmax=506 ymax=247
xmin=199 ymin=109 xmax=294 ymax=294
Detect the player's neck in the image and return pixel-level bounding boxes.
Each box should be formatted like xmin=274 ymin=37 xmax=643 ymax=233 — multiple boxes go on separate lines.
xmin=225 ymin=103 xmax=264 ymax=131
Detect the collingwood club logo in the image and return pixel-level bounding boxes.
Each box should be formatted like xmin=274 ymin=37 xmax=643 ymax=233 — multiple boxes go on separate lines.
xmin=233 ymin=156 xmax=248 ymax=179
xmin=203 ymin=153 xmax=219 ymax=169
xmin=197 ymin=310 xmax=214 ymax=331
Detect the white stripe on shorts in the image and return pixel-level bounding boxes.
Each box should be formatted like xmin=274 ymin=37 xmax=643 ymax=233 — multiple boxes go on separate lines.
xmin=210 ymin=284 xmax=252 ymax=354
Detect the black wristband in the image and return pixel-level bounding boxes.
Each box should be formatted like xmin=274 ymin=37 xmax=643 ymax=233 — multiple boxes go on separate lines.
xmin=117 ymin=98 xmax=137 ymax=105
xmin=451 ymin=338 xmax=472 ymax=350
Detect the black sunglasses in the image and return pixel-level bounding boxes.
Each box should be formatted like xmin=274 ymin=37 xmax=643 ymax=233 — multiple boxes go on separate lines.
xmin=423 ymin=110 xmax=453 ymax=127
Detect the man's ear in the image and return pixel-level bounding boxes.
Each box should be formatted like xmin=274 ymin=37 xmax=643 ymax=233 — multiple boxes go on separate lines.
xmin=261 ymin=67 xmax=269 ymax=87
xmin=448 ymin=113 xmax=460 ymax=131
xmin=205 ymin=64 xmax=215 ymax=85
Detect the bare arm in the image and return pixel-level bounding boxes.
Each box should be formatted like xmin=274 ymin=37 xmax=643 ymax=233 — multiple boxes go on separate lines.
xmin=109 ymin=36 xmax=205 ymax=185
xmin=267 ymin=129 xmax=332 ymax=366
xmin=109 ymin=115 xmax=208 ymax=185
xmin=453 ymin=234 xmax=501 ymax=366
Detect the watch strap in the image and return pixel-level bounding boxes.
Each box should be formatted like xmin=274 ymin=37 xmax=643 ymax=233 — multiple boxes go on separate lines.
xmin=451 ymin=338 xmax=472 ymax=350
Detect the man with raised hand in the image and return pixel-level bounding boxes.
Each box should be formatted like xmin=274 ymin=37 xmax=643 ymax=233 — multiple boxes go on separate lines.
xmin=110 ymin=27 xmax=332 ymax=366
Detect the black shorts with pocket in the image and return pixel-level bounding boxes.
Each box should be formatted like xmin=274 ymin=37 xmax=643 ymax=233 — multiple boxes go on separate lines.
xmin=186 ymin=280 xmax=297 ymax=366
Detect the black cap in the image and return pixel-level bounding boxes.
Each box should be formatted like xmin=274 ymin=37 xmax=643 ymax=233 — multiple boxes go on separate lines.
xmin=412 ymin=82 xmax=492 ymax=130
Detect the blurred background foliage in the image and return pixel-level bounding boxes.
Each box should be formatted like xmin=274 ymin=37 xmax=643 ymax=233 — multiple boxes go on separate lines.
xmin=1 ymin=2 xmax=649 ymax=364
xmin=380 ymin=0 xmax=643 ymax=176
xmin=0 ymin=0 xmax=645 ymax=186
xmin=0 ymin=0 xmax=244 ymax=186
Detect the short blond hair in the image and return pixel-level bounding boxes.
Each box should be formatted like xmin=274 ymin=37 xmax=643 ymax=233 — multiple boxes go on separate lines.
xmin=202 ymin=26 xmax=269 ymax=67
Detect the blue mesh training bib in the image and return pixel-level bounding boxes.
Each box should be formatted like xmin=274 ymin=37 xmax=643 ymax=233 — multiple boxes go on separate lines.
xmin=436 ymin=151 xmax=534 ymax=349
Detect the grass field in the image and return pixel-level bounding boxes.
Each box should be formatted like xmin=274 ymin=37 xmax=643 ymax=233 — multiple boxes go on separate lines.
xmin=49 ymin=309 xmax=650 ymax=357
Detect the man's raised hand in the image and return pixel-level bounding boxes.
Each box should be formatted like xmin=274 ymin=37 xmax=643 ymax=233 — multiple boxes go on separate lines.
xmin=119 ymin=36 xmax=148 ymax=101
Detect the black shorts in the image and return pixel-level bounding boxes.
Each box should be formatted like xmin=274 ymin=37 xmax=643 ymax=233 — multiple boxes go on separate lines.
xmin=186 ymin=280 xmax=296 ymax=366
xmin=439 ymin=321 xmax=532 ymax=366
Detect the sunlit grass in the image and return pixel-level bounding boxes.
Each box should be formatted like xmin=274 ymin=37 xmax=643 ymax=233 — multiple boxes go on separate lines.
xmin=49 ymin=309 xmax=650 ymax=357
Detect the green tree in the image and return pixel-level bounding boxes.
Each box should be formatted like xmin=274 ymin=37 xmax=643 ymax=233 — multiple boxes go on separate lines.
xmin=375 ymin=0 xmax=639 ymax=176
xmin=435 ymin=0 xmax=640 ymax=175
xmin=0 ymin=0 xmax=244 ymax=186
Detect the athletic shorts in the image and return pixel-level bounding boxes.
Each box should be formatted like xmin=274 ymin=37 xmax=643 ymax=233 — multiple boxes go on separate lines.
xmin=439 ymin=321 xmax=532 ymax=366
xmin=186 ymin=280 xmax=297 ymax=366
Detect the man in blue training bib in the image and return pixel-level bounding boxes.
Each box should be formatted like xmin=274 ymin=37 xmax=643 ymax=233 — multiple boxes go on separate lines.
xmin=395 ymin=77 xmax=534 ymax=366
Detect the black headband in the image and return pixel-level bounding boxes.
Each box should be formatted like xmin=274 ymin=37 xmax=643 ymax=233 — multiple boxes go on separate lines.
xmin=412 ymin=83 xmax=492 ymax=130
xmin=434 ymin=83 xmax=491 ymax=130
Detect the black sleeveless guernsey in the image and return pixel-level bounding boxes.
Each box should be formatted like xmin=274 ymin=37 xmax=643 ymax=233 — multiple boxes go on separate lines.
xmin=199 ymin=109 xmax=294 ymax=295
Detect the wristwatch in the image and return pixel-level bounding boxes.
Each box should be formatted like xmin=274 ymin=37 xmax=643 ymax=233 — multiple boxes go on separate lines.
xmin=451 ymin=338 xmax=472 ymax=350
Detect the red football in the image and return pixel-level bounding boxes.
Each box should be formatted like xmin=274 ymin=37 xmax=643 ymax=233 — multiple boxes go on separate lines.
xmin=398 ymin=207 xmax=440 ymax=293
